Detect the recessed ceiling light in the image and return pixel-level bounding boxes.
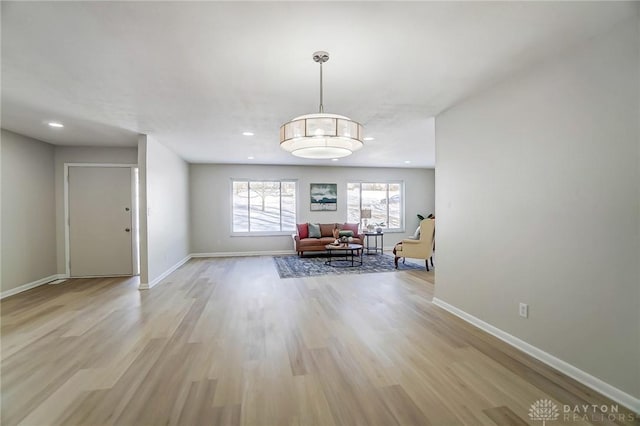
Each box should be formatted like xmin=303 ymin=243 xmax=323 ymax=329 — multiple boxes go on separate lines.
xmin=331 ymin=158 xmax=339 ymax=162
xmin=242 ymin=131 xmax=254 ymax=136
xmin=404 ymin=160 xmax=411 ymax=164
xmin=363 ymin=137 xmax=375 ymax=141
xmin=247 ymin=156 xmax=255 ymax=160
xmin=48 ymin=122 xmax=64 ymax=128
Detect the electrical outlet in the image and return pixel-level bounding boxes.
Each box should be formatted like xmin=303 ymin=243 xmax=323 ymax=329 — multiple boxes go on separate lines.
xmin=519 ymin=303 xmax=529 ymax=318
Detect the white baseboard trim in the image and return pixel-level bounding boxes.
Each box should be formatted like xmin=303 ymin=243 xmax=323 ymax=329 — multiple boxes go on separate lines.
xmin=191 ymin=250 xmax=295 ymax=258
xmin=139 ymin=255 xmax=191 ymax=290
xmin=432 ymin=297 xmax=640 ymax=414
xmin=1 ymin=274 xmax=68 ymax=300
xmin=138 ymin=250 xmax=296 ymax=290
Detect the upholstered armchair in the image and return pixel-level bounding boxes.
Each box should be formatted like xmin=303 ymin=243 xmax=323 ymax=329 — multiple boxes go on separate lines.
xmin=394 ymin=219 xmax=435 ymax=270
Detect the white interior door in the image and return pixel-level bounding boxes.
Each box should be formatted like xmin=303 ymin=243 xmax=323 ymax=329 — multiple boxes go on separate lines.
xmin=69 ymin=166 xmax=133 ymax=277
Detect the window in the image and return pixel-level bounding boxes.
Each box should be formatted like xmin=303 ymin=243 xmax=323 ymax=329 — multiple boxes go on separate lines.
xmin=347 ymin=182 xmax=403 ymax=231
xmin=232 ymin=180 xmax=296 ymax=233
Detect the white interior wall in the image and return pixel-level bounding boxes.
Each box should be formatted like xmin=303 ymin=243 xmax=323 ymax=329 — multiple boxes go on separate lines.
xmin=54 ymin=146 xmax=138 ymax=274
xmin=1 ymin=130 xmax=57 ymax=295
xmin=435 ymin=18 xmax=640 ymax=403
xmin=138 ymin=135 xmax=190 ymax=288
xmin=190 ymin=164 xmax=435 ymax=255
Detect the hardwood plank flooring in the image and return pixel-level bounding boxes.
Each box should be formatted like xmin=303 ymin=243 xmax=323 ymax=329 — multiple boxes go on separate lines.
xmin=1 ymin=257 xmax=638 ymax=425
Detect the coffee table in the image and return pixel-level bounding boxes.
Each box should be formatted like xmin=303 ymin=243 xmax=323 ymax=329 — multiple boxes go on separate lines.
xmin=324 ymin=243 xmax=363 ymax=267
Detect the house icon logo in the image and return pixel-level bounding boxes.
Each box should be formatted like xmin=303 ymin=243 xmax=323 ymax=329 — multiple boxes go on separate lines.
xmin=529 ymin=399 xmax=560 ymax=425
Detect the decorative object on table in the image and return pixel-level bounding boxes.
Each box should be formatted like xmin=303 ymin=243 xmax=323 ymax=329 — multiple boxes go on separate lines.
xmin=279 ymin=51 xmax=364 ymax=159
xmin=310 ymin=183 xmax=337 ymax=211
xmin=273 ymin=253 xmax=423 ymax=279
xmin=375 ymin=222 xmax=385 ymax=233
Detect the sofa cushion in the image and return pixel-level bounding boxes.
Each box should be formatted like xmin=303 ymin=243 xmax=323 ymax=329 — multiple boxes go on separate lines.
xmin=298 ymin=237 xmax=335 ymax=248
xmin=340 ymin=223 xmax=359 ymax=235
xmin=297 ymin=223 xmax=309 ymax=239
xmin=319 ymin=223 xmax=336 ymax=237
xmin=308 ymin=223 xmax=321 ymax=238
xmin=338 ymin=230 xmax=354 ymax=238
xmin=298 ymin=238 xmax=321 ymax=247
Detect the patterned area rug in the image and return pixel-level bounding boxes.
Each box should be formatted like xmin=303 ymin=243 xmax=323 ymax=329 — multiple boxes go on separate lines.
xmin=273 ymin=253 xmax=424 ymax=279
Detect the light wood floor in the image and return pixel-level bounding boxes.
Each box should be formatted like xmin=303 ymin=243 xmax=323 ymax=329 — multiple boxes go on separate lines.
xmin=1 ymin=256 xmax=637 ymax=425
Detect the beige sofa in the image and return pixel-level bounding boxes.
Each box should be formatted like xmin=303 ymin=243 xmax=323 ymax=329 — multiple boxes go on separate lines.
xmin=294 ymin=223 xmax=364 ymax=256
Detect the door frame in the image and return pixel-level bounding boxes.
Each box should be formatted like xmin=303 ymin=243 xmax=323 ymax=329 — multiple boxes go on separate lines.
xmin=64 ymin=163 xmax=139 ymax=278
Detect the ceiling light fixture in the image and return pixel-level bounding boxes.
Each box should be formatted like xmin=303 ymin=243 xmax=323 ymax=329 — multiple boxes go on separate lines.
xmin=280 ymin=51 xmax=363 ymax=159
xmin=242 ymin=131 xmax=254 ymax=136
xmin=363 ymin=137 xmax=375 ymax=141
xmin=48 ymin=122 xmax=64 ymax=128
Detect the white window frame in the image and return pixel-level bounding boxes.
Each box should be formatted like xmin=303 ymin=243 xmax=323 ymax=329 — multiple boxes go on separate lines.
xmin=347 ymin=181 xmax=405 ymax=232
xmin=230 ymin=179 xmax=298 ymax=236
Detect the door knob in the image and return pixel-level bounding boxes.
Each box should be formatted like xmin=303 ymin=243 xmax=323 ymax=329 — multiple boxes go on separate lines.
xmin=125 ymin=207 xmax=130 ymax=212
xmin=125 ymin=228 xmax=131 ymax=232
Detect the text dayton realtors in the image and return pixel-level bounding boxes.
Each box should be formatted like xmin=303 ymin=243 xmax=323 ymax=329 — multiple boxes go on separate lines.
xmin=562 ymin=404 xmax=636 ymax=423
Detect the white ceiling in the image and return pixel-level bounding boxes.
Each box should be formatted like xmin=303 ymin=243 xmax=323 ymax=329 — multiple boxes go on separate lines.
xmin=1 ymin=1 xmax=636 ymax=168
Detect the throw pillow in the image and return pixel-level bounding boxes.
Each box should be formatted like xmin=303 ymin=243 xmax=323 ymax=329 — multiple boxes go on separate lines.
xmin=319 ymin=223 xmax=336 ymax=237
xmin=338 ymin=230 xmax=354 ymax=238
xmin=411 ymin=226 xmax=421 ymax=240
xmin=308 ymin=223 xmax=321 ymax=238
xmin=340 ymin=223 xmax=359 ymax=235
xmin=297 ymin=223 xmax=309 ymax=239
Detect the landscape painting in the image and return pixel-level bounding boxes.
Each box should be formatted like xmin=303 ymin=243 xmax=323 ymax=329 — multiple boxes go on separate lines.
xmin=310 ymin=183 xmax=337 ymax=211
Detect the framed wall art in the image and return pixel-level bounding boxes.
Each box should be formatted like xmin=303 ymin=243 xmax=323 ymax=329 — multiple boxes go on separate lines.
xmin=310 ymin=183 xmax=337 ymax=211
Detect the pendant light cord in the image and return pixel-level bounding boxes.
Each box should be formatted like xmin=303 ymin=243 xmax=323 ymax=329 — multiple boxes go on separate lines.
xmin=319 ymin=61 xmax=324 ymax=113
